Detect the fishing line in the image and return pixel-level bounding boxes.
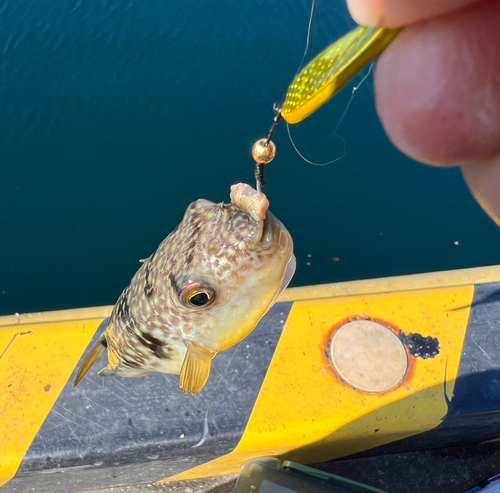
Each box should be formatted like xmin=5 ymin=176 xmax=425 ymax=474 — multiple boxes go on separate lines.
xmin=287 ymin=122 xmax=346 ymax=166
xmin=297 ymin=0 xmax=315 ymax=72
xmin=331 ymin=62 xmax=373 ymax=138
xmin=287 ymin=63 xmax=373 ymax=166
xmin=286 ymin=0 xmax=374 ymax=166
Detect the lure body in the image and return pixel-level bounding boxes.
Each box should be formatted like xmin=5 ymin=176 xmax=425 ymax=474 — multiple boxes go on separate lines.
xmin=282 ymin=26 xmax=402 ymax=124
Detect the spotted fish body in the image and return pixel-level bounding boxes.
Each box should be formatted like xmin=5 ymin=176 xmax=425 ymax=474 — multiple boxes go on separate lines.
xmin=75 ymin=183 xmax=295 ymax=393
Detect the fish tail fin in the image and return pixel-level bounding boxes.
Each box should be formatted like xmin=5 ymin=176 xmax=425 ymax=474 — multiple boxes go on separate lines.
xmin=179 ymin=341 xmax=215 ymax=394
xmin=74 ymin=334 xmax=107 ymax=387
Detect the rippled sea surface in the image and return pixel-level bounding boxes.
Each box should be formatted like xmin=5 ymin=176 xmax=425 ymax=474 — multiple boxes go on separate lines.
xmin=1 ymin=0 xmax=499 ymax=315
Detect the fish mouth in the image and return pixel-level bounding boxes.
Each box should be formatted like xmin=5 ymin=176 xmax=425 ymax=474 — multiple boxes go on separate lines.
xmin=258 ymin=210 xmax=293 ymax=257
xmin=259 ymin=211 xmax=279 ymax=249
xmin=227 ymin=182 xmax=292 ymax=255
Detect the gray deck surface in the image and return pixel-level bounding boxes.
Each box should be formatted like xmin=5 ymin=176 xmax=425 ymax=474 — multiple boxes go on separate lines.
xmin=91 ymin=441 xmax=500 ymax=493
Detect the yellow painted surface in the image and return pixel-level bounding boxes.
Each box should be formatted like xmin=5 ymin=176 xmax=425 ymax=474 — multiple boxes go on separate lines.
xmin=0 ymin=265 xmax=492 ymax=487
xmin=165 ymin=285 xmax=473 ymax=482
xmin=279 ymin=264 xmax=500 ymax=302
xmin=0 ymin=306 xmax=113 ymax=327
xmin=0 ymin=318 xmax=103 ymax=487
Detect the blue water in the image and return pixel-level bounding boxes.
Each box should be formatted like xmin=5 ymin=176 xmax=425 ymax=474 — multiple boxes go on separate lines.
xmin=1 ymin=0 xmax=499 ymax=316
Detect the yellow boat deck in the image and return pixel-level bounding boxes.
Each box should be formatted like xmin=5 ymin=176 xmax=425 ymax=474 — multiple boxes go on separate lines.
xmin=1 ymin=265 xmax=500 ymax=492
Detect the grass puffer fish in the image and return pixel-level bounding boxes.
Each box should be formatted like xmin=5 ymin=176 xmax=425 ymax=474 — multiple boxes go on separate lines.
xmin=75 ymin=183 xmax=295 ymax=394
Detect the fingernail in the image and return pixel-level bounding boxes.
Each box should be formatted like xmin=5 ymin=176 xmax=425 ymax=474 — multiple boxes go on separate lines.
xmin=346 ymin=0 xmax=384 ymax=26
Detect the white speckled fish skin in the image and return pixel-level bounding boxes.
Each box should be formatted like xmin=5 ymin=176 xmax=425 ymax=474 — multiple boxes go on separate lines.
xmin=76 ymin=184 xmax=295 ymax=393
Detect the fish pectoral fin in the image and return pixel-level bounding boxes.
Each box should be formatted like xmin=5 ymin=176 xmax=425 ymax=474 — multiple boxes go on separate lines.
xmin=97 ymin=367 xmax=116 ymax=377
xmin=179 ymin=341 xmax=214 ymax=394
xmin=73 ymin=334 xmax=107 ymax=387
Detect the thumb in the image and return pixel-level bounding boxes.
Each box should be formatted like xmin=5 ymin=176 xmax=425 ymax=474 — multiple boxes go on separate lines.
xmin=346 ymin=0 xmax=479 ymax=27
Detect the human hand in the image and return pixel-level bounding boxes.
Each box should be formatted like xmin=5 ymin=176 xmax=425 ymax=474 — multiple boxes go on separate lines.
xmin=346 ymin=0 xmax=500 ymax=224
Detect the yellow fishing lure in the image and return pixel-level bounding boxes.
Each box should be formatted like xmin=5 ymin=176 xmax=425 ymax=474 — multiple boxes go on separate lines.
xmin=251 ymin=25 xmax=402 ymax=191
xmin=282 ymin=25 xmax=401 ymax=124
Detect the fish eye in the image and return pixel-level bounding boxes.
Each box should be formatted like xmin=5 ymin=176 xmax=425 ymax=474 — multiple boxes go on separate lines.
xmin=180 ymin=282 xmax=216 ymax=309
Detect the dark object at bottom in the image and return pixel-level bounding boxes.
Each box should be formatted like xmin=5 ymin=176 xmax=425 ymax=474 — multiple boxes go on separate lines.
xmin=461 ymin=472 xmax=500 ymax=493
xmin=235 ymin=458 xmax=387 ymax=493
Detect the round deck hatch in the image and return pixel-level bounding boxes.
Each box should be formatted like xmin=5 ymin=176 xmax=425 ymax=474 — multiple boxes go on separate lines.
xmin=330 ymin=320 xmax=408 ymax=393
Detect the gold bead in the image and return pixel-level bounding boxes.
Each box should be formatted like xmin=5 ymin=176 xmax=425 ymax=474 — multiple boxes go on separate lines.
xmin=251 ymin=138 xmax=276 ymax=164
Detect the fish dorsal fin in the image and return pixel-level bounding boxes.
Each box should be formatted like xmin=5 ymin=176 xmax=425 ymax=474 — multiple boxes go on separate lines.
xmin=179 ymin=341 xmax=214 ymax=394
xmin=74 ymin=333 xmax=107 ymax=387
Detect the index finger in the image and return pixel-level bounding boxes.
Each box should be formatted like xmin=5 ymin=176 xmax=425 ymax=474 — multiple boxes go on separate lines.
xmin=347 ymin=0 xmax=480 ymax=27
